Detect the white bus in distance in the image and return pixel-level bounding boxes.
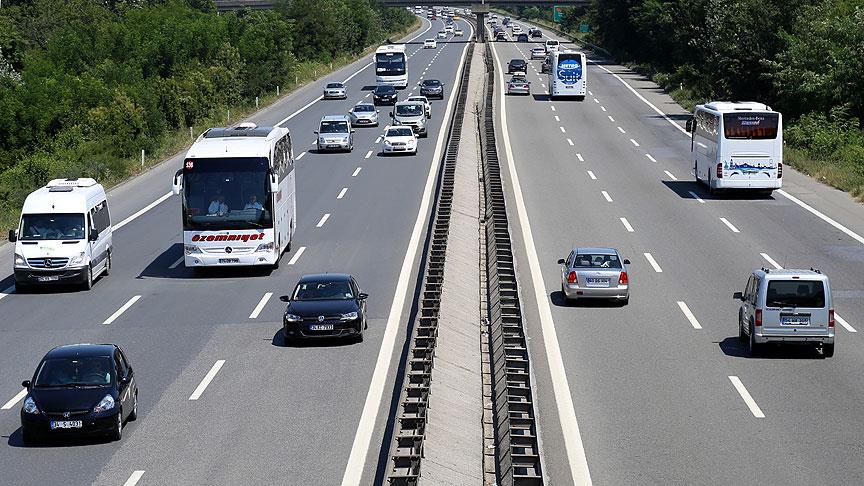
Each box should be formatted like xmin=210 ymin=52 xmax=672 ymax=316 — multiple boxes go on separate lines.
xmin=548 ymin=50 xmax=587 ymax=100
xmin=375 ymin=44 xmax=408 ymax=88
xmin=687 ymin=101 xmax=783 ymax=195
xmin=172 ymin=123 xmax=296 ymax=269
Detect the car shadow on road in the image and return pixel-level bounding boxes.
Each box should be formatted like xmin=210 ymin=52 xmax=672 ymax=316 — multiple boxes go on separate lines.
xmin=549 ymin=290 xmax=626 ymax=308
xmin=661 ymin=180 xmax=777 ymax=202
xmin=718 ymin=336 xmax=824 ymax=359
xmin=5 ymin=428 xmax=114 ymax=448
xmin=270 ymin=329 xmax=358 ymax=348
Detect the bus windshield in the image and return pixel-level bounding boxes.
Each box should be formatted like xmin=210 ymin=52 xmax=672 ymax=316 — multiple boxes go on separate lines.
xmin=376 ymin=53 xmax=406 ymax=76
xmin=182 ymin=157 xmax=273 ymax=230
xmin=723 ymin=112 xmax=779 ymax=140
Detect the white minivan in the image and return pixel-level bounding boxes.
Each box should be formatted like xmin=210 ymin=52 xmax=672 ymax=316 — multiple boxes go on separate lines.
xmin=9 ymin=178 xmax=112 ymax=290
xmin=545 ymin=39 xmax=560 ymax=52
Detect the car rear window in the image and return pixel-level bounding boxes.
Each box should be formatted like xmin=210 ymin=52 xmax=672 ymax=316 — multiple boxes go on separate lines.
xmin=572 ymin=254 xmax=622 ymax=269
xmin=326 ymin=83 xmax=342 ymax=88
xmin=765 ymin=280 xmax=825 ymax=308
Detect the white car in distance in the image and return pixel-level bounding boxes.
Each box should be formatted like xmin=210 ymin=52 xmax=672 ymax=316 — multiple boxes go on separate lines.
xmin=406 ymin=95 xmax=432 ymax=119
xmin=424 ymin=39 xmax=437 ymax=49
xmin=381 ymin=126 xmax=418 ymax=155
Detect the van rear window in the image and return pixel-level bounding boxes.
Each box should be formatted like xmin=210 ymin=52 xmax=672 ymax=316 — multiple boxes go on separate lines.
xmin=765 ymin=280 xmax=825 ymax=308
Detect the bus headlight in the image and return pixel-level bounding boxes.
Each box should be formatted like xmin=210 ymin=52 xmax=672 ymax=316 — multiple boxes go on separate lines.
xmin=256 ymin=242 xmax=275 ymax=252
xmin=185 ymin=245 xmax=201 ymax=255
xmin=14 ymin=253 xmax=26 ymax=267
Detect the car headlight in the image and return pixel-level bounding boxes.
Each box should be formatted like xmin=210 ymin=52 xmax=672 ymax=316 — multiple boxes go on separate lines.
xmin=69 ymin=252 xmax=87 ymax=266
xmin=14 ymin=253 xmax=26 ymax=267
xmin=185 ymin=245 xmax=200 ymax=255
xmin=256 ymin=242 xmax=275 ymax=252
xmin=23 ymin=396 xmax=39 ymax=415
xmin=93 ymin=394 xmax=115 ymax=413
xmin=384 ymin=140 xmax=393 ymax=146
xmin=284 ymin=313 xmax=302 ymax=322
xmin=340 ymin=311 xmax=359 ymax=321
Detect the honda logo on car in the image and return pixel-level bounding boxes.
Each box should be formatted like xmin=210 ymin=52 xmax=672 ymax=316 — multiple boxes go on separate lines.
xmin=191 ymin=233 xmax=263 ymax=243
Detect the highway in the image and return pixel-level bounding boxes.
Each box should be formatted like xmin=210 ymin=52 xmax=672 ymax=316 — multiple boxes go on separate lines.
xmin=489 ymin=19 xmax=864 ymax=485
xmin=0 ymin=16 xmax=473 ymax=486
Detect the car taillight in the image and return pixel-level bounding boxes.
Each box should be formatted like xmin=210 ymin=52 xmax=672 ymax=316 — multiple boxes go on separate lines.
xmin=716 ymin=163 xmax=723 ymax=179
xmin=755 ymin=309 xmax=762 ymax=327
xmin=618 ymin=271 xmax=628 ymax=285
xmin=828 ymin=309 xmax=835 ymax=328
xmin=777 ymin=162 xmax=783 ymax=178
xmin=567 ymin=271 xmax=577 ymax=284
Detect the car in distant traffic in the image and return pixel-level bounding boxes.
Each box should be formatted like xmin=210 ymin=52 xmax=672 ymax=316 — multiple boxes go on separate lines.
xmin=734 ymin=268 xmax=835 ymax=357
xmin=424 ymin=38 xmax=437 ymax=49
xmin=20 ymin=344 xmax=138 ymax=444
xmin=391 ymin=101 xmax=428 ymax=137
xmin=530 ymin=27 xmax=542 ymax=38
xmin=541 ymin=53 xmax=552 ymax=73
xmin=380 ymin=125 xmax=418 ymax=155
xmin=372 ymin=84 xmax=398 ymax=105
xmin=419 ymin=79 xmax=444 ymax=99
xmin=502 ymin=16 xmax=510 ymax=25
xmin=495 ymin=31 xmax=507 ymax=41
xmin=348 ymin=102 xmax=379 ymax=127
xmin=315 ymin=115 xmax=354 ymax=152
xmin=445 ymin=25 xmax=453 ymax=33
xmin=437 ymin=30 xmax=447 ymax=39
xmin=516 ymin=33 xmax=529 ymax=42
xmin=406 ymin=95 xmax=432 ymax=118
xmin=281 ymin=274 xmax=368 ymax=342
xmin=545 ymin=39 xmax=560 ymax=52
xmin=454 ymin=28 xmax=464 ymax=36
xmin=507 ymin=74 xmax=531 ymax=95
xmin=558 ymin=248 xmax=630 ymax=304
xmin=507 ymin=59 xmax=527 ymax=74
xmin=530 ymin=47 xmax=546 ymax=60
xmin=322 ymin=82 xmax=347 ymax=100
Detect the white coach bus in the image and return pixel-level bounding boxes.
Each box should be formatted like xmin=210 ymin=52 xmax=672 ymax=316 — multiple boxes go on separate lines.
xmin=375 ymin=44 xmax=408 ymax=88
xmin=687 ymin=101 xmax=783 ymax=195
xmin=171 ymin=123 xmax=296 ymax=269
xmin=548 ymin=50 xmax=587 ymax=100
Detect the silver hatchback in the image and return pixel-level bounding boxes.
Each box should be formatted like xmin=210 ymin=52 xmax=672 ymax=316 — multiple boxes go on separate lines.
xmin=558 ymin=247 xmax=630 ymax=304
xmin=348 ymin=102 xmax=379 ymax=127
xmin=323 ymin=82 xmax=347 ymax=99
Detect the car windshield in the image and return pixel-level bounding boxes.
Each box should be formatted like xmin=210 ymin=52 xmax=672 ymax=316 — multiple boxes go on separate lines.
xmin=20 ymin=213 xmax=86 ymax=241
xmin=387 ymin=128 xmax=414 ymax=137
xmin=326 ymin=83 xmax=343 ymax=89
xmin=320 ymin=121 xmax=348 ymax=134
xmin=396 ymin=104 xmax=423 ymax=116
xmin=34 ymin=356 xmax=113 ymax=388
xmin=425 ymin=39 xmax=434 ymax=43
xmin=353 ymin=105 xmax=374 ymax=113
xmin=766 ymin=280 xmax=825 ymax=308
xmin=423 ymin=80 xmax=441 ymax=87
xmin=510 ymin=60 xmax=525 ymax=66
xmin=572 ymin=254 xmax=622 ymax=269
xmin=292 ymin=280 xmax=354 ymax=301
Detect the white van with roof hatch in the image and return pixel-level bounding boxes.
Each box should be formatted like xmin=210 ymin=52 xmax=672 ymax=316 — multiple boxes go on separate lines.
xmin=9 ymin=178 xmax=112 ymax=290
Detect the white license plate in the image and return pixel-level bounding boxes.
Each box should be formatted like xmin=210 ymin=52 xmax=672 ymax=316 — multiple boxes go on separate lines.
xmin=586 ymin=278 xmax=610 ymax=287
xmin=781 ymin=316 xmax=810 ymax=326
xmin=218 ymin=258 xmax=239 ymax=264
xmin=309 ymin=324 xmax=334 ymax=331
xmin=38 ymin=276 xmax=60 ymax=282
xmin=50 ymin=420 xmax=82 ymax=429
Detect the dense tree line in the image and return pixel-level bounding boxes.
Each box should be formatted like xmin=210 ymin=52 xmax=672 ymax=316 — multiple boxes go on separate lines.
xmin=0 ymin=0 xmax=414 ymax=223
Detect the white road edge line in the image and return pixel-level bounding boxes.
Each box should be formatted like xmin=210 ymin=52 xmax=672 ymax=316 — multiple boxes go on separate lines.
xmin=490 ymin=38 xmax=593 ymax=486
xmin=189 ymin=360 xmax=225 ymax=401
xmin=287 ymin=246 xmax=306 ymax=265
xmin=644 ymin=252 xmax=663 ymax=272
xmin=352 ymin=167 xmax=362 ymax=177
xmin=719 ymin=217 xmax=741 ymax=233
xmin=728 ymin=376 xmax=765 ymax=418
xmin=337 ymin=187 xmax=348 ymax=200
xmin=620 ymin=217 xmax=634 ymax=233
xmin=601 ymin=191 xmax=613 ymax=203
xmin=103 ymin=295 xmax=142 ymax=325
xmin=676 ymin=301 xmax=702 ymax=329
xmin=114 ymin=192 xmax=172 ymax=231
xmin=168 ymin=256 xmax=184 ymax=269
xmin=316 ymin=213 xmax=331 ymax=228
xmin=123 ymin=471 xmax=146 ymax=486
xmin=1 ymin=388 xmax=27 ymax=410
xmin=249 ymin=292 xmax=273 ymax=319
xmin=760 ymin=253 xmax=783 ymax=270
xmin=340 ymin=23 xmax=474 ymax=486
xmin=688 ymin=191 xmax=705 ymax=203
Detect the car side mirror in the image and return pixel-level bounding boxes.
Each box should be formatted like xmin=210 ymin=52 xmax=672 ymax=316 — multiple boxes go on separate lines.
xmin=623 ymin=259 xmax=631 ymax=265
xmin=685 ymin=117 xmax=694 ymax=133
xmin=557 ymin=258 xmax=565 ymax=265
xmin=89 ymin=228 xmax=99 ymax=241
xmin=8 ymin=229 xmax=17 ymax=242
xmin=389 ymin=111 xmax=394 ymax=117
xmin=358 ymin=293 xmax=368 ymax=300
xmin=733 ymin=291 xmax=743 ymax=301
xmin=376 ymin=110 xmax=380 ymax=113
xmin=350 ymin=129 xmax=355 ymax=133
xmin=279 ymin=295 xmax=291 ymax=303
xmin=21 ymin=380 xmax=30 ymax=389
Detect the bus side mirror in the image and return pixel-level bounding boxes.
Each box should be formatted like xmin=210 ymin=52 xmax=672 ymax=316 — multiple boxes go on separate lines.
xmin=685 ymin=118 xmax=694 ymax=133
xmin=172 ymin=169 xmax=183 ymax=196
xmin=8 ymin=229 xmax=17 ymax=242
xmin=269 ymin=173 xmax=279 ymax=193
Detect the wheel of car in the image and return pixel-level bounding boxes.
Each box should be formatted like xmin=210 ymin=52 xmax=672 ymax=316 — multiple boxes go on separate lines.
xmin=84 ymin=265 xmax=93 ymax=290
xmin=109 ymin=411 xmax=123 ymax=442
xmin=748 ymin=323 xmax=760 ymax=356
xmin=823 ymin=343 xmax=835 ymax=358
xmin=103 ymin=250 xmax=111 ymax=277
xmin=128 ymin=392 xmax=138 ymax=421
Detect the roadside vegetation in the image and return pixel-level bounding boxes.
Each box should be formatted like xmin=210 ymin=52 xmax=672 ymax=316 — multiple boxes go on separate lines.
xmin=502 ymin=1 xmax=864 ymax=199
xmin=0 ymin=0 xmax=415 ymax=229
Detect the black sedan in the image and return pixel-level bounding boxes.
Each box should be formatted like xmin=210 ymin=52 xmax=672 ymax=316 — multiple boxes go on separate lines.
xmin=508 ymin=58 xmax=527 ymax=74
xmin=20 ymin=344 xmax=138 ymax=444
xmin=530 ymin=28 xmax=543 ymax=38
xmin=419 ymin=79 xmax=444 ymax=99
xmin=516 ymin=33 xmax=529 ymax=42
xmin=281 ymin=274 xmax=368 ymax=342
xmin=373 ymin=85 xmax=398 ymax=105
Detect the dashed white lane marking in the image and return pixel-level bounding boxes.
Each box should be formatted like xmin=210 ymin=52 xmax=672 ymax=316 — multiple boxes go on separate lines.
xmin=588 ymin=90 xmax=593 ymax=95
xmin=123 ymin=471 xmax=146 ymax=486
xmin=542 ymin=83 xmax=547 ymax=88
xmin=729 ymin=376 xmax=765 ymax=418
xmin=835 ymin=314 xmax=857 ymax=333
xmin=720 ymin=217 xmax=741 ymax=233
xmin=567 ymin=138 xmax=574 ymax=146
xmin=189 ymin=360 xmax=225 ymax=401
xmin=316 ymin=213 xmax=331 ymax=228
xmin=576 ymin=153 xmax=584 ymax=162
xmin=776 ymin=189 xmax=864 ymax=246
xmin=688 ymin=191 xmax=705 ymax=203
xmin=169 ymin=256 xmax=184 ymax=269
xmin=103 ymin=295 xmax=142 ymax=325
xmin=607 ymin=115 xmax=615 ymax=122
xmin=550 ymin=105 xmax=556 ymax=111
xmin=115 ymin=192 xmax=172 ymax=231
xmin=559 ymin=126 xmax=566 ymax=133
xmin=249 ymin=292 xmax=273 ymax=319
xmin=617 ymin=126 xmax=626 ymax=134
xmin=593 ymin=98 xmax=599 ymax=103
xmin=600 ymin=106 xmax=607 ymax=112
xmin=620 ymin=217 xmax=634 ymax=233
xmin=677 ymin=301 xmax=703 ymax=329
xmin=297 ymin=151 xmax=306 ymax=160
xmin=555 ymin=115 xmax=560 ymax=122
xmin=337 ymin=187 xmax=348 ymax=200
xmin=352 ymin=167 xmax=362 ymax=177
xmin=587 ymin=170 xmax=597 ymax=180
xmin=1 ymin=388 xmax=27 ymax=410
xmin=282 ymin=247 xmax=305 ymax=267
xmin=664 ymin=170 xmax=678 ymax=181
xmin=365 ymin=150 xmax=373 ymax=159
xmin=630 ymin=138 xmax=640 ymax=147
xmin=601 ymin=191 xmax=613 ymax=202
xmin=375 ymin=136 xmax=382 ymax=144
xmin=645 ymin=153 xmax=657 ymax=163
xmin=760 ymin=253 xmax=783 ymax=270
xmin=0 ymin=285 xmax=15 ymax=302
xmin=643 ymin=252 xmax=663 ymax=272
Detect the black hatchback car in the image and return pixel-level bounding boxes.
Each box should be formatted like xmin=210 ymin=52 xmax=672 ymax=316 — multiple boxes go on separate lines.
xmin=281 ymin=274 xmax=368 ymax=342
xmin=419 ymin=79 xmax=444 ymax=99
xmin=20 ymin=344 xmax=138 ymax=444
xmin=508 ymin=59 xmax=527 ymax=74
xmin=373 ymin=85 xmax=398 ymax=105
xmin=516 ymin=33 xmax=529 ymax=42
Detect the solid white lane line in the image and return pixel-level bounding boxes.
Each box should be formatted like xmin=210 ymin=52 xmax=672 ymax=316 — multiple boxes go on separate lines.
xmin=316 ymin=213 xmax=330 ymax=228
xmin=645 ymin=153 xmax=657 ymax=163
xmin=375 ymin=136 xmax=382 ymax=144
xmin=123 ymin=471 xmax=146 ymax=486
xmin=352 ymin=167 xmax=362 ymax=177
xmin=297 ymin=151 xmax=306 ymax=160
xmin=560 ymin=126 xmax=566 ymax=133
xmin=114 ymin=192 xmax=172 ymax=231
xmin=341 ymin=30 xmax=474 ymax=486
xmin=365 ymin=150 xmax=373 ymax=159
xmin=630 ymin=138 xmax=640 ymax=147
xmin=587 ymin=170 xmax=597 ymax=180
xmin=720 ymin=217 xmax=741 ymax=233
xmin=576 ymin=153 xmax=584 ymax=162
xmin=287 ymin=246 xmax=306 ymax=265
xmin=1 ymin=388 xmax=27 ymax=410
xmin=337 ymin=187 xmax=348 ymax=200
xmin=103 ymin=295 xmax=142 ymax=325
xmin=777 ymin=190 xmax=864 ymax=246
xmin=835 ymin=315 xmax=857 ymax=333
xmin=169 ymin=256 xmax=184 ymax=269
xmin=489 ymin=39 xmax=593 ymax=486
xmin=555 ymin=115 xmax=560 ymax=122
xmin=550 ymin=105 xmax=556 ymax=111
xmin=644 ymin=252 xmax=663 ymax=272
xmin=249 ymin=292 xmax=273 ymax=319
xmin=620 ymin=217 xmax=634 ymax=232
xmin=567 ymin=138 xmax=574 ymax=146
xmin=0 ymin=285 xmax=14 ymax=301
xmin=617 ymin=126 xmax=626 ymax=134
xmin=664 ymin=170 xmax=678 ymax=181
xmin=600 ymin=106 xmax=607 ymax=112
xmin=688 ymin=191 xmax=705 ymax=203
xmin=189 ymin=360 xmax=225 ymax=401
xmin=760 ymin=253 xmax=783 ymax=270
xmin=607 ymin=115 xmax=614 ymax=122
xmin=677 ymin=301 xmax=703 ymax=329
xmin=729 ymin=376 xmax=765 ymax=418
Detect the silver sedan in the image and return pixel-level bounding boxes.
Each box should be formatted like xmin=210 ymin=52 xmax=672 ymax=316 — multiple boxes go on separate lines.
xmin=323 ymin=82 xmax=347 ymax=99
xmin=348 ymin=102 xmax=379 ymax=127
xmin=558 ymin=247 xmax=630 ymax=304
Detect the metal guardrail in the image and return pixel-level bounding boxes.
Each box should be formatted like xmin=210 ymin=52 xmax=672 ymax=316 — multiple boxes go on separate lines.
xmin=385 ymin=23 xmax=477 ymax=486
xmin=479 ymin=42 xmax=544 ymax=485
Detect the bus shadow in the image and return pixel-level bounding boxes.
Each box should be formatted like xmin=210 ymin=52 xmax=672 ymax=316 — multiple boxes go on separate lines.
xmin=661 ymin=181 xmax=777 ymax=201
xmin=531 ymin=93 xmax=551 ymax=102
